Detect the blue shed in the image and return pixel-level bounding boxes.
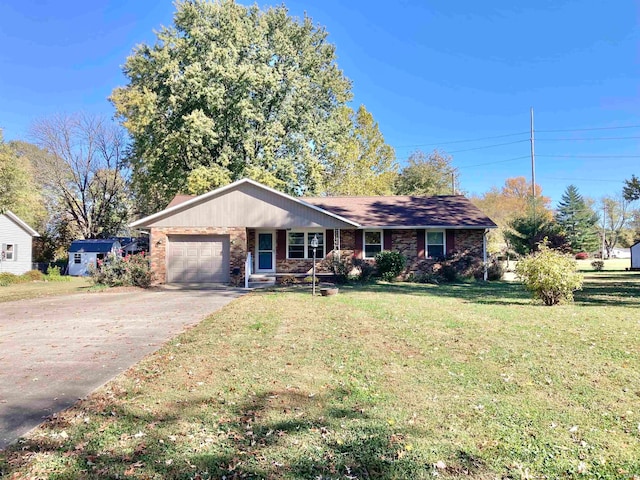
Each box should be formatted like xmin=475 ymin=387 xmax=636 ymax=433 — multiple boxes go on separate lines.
xmin=68 ymin=239 xmax=121 ymax=276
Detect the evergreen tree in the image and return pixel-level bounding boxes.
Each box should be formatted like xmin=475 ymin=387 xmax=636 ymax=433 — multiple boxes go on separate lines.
xmin=505 ymin=212 xmax=567 ymax=256
xmin=555 ymin=185 xmax=599 ymax=253
xmin=623 ymin=174 xmax=640 ymax=201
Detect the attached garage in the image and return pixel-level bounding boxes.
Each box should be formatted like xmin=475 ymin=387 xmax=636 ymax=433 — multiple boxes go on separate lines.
xmin=167 ymin=235 xmax=230 ymax=283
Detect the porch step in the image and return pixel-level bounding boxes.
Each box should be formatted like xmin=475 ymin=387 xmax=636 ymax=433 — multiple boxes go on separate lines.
xmin=248 ymin=274 xmax=276 ymax=289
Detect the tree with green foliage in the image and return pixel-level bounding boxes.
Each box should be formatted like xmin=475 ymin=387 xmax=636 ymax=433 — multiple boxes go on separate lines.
xmin=323 ymin=105 xmax=397 ymax=195
xmin=555 ymin=185 xmax=599 ymax=253
xmin=395 ymin=149 xmax=459 ymax=196
xmin=0 ymin=132 xmax=46 ymax=228
xmin=111 ymin=0 xmax=353 ymax=213
xmin=623 ymin=174 xmax=640 ymax=202
xmin=504 ymin=212 xmax=567 ymax=256
xmin=515 ymin=241 xmax=583 ymax=306
xmin=471 ymin=177 xmax=551 ymax=257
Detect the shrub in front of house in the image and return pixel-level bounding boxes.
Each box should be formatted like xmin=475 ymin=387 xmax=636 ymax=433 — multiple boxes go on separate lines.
xmin=591 ymin=260 xmax=604 ymax=271
xmin=45 ymin=265 xmax=70 ymax=282
xmin=352 ymin=258 xmax=376 ymax=282
xmin=22 ymin=270 xmax=45 ymax=282
xmin=515 ymin=242 xmax=584 ymax=306
xmin=330 ymin=258 xmax=351 ymax=284
xmin=438 ymin=252 xmax=484 ymax=282
xmin=374 ymin=251 xmax=406 ymax=282
xmin=89 ymin=252 xmax=153 ymax=288
xmin=0 ymin=272 xmax=21 ymax=286
xmin=486 ymin=259 xmax=505 ymax=281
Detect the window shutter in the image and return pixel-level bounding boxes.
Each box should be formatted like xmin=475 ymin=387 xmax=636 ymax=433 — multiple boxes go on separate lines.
xmin=13 ymin=244 xmax=17 ymax=261
xmin=446 ymin=230 xmax=456 ymax=255
xmin=384 ymin=230 xmax=393 ymax=251
xmin=1 ymin=244 xmax=5 ymax=261
xmin=417 ymin=230 xmax=425 ymax=259
xmin=276 ymin=230 xmax=286 ymax=260
xmin=326 ymin=229 xmax=334 ymax=255
xmin=354 ymin=230 xmax=363 ymax=259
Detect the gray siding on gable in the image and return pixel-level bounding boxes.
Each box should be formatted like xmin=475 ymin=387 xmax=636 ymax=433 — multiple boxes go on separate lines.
xmin=0 ymin=214 xmax=34 ymax=275
xmin=632 ymin=243 xmax=640 ymax=269
xmin=150 ymin=182 xmax=354 ymax=229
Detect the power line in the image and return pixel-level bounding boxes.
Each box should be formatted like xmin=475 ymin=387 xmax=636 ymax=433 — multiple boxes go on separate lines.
xmin=537 ymin=136 xmax=640 ymax=141
xmin=446 ymin=139 xmax=529 ymax=154
xmin=536 ymin=124 xmax=640 ymax=133
xmin=456 ymin=155 xmax=530 ymax=169
xmin=393 ymin=131 xmax=528 ymax=148
xmin=537 ymin=154 xmax=640 ymax=159
xmin=394 ymin=125 xmax=640 ymax=150
xmin=540 ymin=176 xmax=623 ymax=183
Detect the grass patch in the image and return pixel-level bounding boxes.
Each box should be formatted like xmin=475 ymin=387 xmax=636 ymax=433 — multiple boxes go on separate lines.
xmin=2 ymin=274 xmax=640 ymax=478
xmin=575 ymin=258 xmax=630 ymax=272
xmin=0 ymin=277 xmax=92 ymax=302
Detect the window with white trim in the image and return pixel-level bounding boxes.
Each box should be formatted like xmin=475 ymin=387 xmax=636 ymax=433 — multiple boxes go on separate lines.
xmin=287 ymin=231 xmax=325 ymax=259
xmin=364 ymin=230 xmax=383 ymax=259
xmin=74 ymin=253 xmax=82 ymax=264
xmin=426 ymin=231 xmax=445 ymax=259
xmin=3 ymin=244 xmax=15 ymax=261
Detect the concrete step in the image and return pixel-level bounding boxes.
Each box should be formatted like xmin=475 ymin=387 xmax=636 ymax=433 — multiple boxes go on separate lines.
xmin=249 ymin=274 xmax=275 ymax=282
xmin=248 ymin=281 xmax=276 ymax=289
xmin=248 ymin=274 xmax=276 ymax=289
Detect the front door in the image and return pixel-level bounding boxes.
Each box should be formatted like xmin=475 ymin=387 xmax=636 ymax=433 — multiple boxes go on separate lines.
xmin=256 ymin=231 xmax=275 ymax=273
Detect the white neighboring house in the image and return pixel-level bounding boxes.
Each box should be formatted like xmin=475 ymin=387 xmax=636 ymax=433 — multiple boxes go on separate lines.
xmin=631 ymin=241 xmax=640 ymax=270
xmin=68 ymin=239 xmax=122 ymax=276
xmin=609 ymin=247 xmax=631 ymax=259
xmin=0 ymin=211 xmax=39 ymax=275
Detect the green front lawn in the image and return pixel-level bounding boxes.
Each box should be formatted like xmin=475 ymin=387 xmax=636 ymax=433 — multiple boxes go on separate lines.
xmin=2 ymin=273 xmax=640 ymax=479
xmin=0 ymin=277 xmax=92 ymax=303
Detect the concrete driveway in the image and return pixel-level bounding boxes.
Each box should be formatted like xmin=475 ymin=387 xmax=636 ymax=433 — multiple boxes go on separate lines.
xmin=0 ymin=287 xmax=244 ymax=449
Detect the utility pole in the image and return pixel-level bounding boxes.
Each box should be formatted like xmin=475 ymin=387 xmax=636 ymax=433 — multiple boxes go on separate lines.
xmin=451 ymin=173 xmax=456 ymax=195
xmin=530 ymin=107 xmax=537 ymax=237
xmin=530 ymin=107 xmax=536 ymax=198
xmin=601 ymin=204 xmax=606 ymax=260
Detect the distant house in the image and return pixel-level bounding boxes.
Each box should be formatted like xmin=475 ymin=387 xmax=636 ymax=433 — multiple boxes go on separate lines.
xmin=0 ymin=211 xmax=39 ymax=275
xmin=68 ymin=239 xmax=122 ymax=276
xmin=631 ymin=241 xmax=640 ymax=270
xmin=610 ymin=247 xmax=631 ymax=259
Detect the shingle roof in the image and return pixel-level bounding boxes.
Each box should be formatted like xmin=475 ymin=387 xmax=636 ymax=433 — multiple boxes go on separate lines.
xmin=164 ymin=191 xmax=496 ymax=228
xmin=302 ymin=195 xmax=496 ymax=228
xmin=68 ymin=239 xmax=119 ymax=253
xmin=166 ymin=194 xmax=196 ymax=208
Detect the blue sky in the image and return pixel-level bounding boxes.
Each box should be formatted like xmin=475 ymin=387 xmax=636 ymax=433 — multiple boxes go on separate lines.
xmin=1 ymin=0 xmax=638 ymax=206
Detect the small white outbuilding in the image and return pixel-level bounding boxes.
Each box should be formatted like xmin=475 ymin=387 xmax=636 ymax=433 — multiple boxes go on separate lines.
xmin=68 ymin=239 xmax=121 ymax=276
xmin=631 ymin=241 xmax=640 ymax=270
xmin=0 ymin=211 xmax=39 ymax=275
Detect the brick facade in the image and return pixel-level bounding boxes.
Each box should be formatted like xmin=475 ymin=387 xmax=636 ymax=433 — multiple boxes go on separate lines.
xmin=150 ymin=227 xmax=247 ymax=285
xmin=151 ymin=227 xmax=485 ymax=285
xmin=411 ymin=229 xmax=485 ymax=277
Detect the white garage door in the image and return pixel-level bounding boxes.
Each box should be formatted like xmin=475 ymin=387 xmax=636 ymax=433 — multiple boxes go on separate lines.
xmin=167 ymin=235 xmax=230 ymax=283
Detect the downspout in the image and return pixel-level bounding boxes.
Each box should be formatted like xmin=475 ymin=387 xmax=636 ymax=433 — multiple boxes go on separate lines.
xmin=483 ymin=229 xmax=488 ymax=282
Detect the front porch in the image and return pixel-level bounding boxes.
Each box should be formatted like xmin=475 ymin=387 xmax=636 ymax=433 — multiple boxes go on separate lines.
xmin=244 ymin=228 xmax=352 ymax=288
